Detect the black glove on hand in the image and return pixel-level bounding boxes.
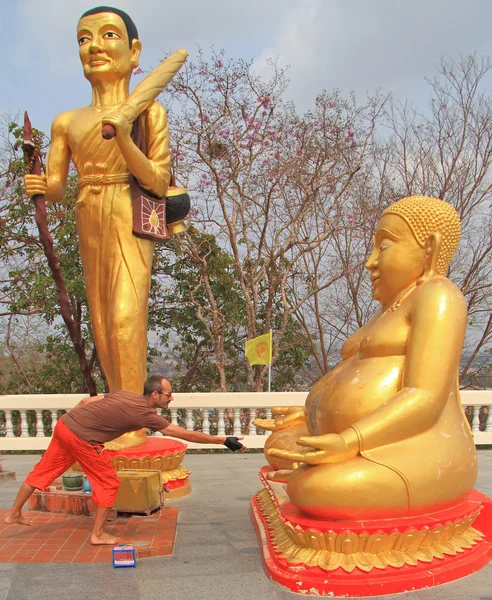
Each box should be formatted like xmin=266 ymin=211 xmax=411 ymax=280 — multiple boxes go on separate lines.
xmin=224 ymin=436 xmax=243 ymax=451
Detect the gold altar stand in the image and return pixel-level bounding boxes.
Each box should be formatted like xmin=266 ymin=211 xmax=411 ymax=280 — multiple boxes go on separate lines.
xmin=114 ymin=470 xmax=162 ymax=515
xmin=105 ymin=438 xmax=192 ymax=499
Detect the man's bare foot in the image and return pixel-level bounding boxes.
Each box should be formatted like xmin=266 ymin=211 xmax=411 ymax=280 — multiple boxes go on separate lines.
xmin=4 ymin=512 xmax=33 ymax=526
xmin=90 ymin=531 xmax=120 ymax=545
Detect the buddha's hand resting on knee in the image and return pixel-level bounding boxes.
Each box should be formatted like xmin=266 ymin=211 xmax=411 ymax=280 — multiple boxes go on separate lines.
xmin=266 ymin=431 xmax=359 ymax=465
xmin=253 ymin=406 xmax=305 ymax=431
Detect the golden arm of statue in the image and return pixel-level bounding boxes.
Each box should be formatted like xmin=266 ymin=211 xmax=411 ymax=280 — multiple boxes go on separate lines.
xmin=267 ymin=279 xmax=468 ymax=465
xmin=266 ymin=430 xmax=360 ymax=464
xmin=24 ymin=112 xmax=72 ymax=201
xmin=253 ymin=406 xmax=305 ymax=431
xmin=102 ymin=101 xmax=171 ymax=197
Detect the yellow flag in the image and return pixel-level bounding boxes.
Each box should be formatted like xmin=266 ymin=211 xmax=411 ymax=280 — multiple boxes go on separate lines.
xmin=245 ymin=331 xmax=272 ymax=366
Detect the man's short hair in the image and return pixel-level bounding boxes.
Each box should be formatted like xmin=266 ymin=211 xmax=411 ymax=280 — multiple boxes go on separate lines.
xmin=144 ymin=375 xmax=166 ymax=396
xmin=79 ymin=6 xmax=139 ymax=48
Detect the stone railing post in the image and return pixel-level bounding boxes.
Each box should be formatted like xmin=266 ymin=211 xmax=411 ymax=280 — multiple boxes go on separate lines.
xmin=20 ymin=410 xmax=29 ymax=437
xmin=471 ymin=406 xmax=481 ymax=433
xmin=233 ymin=408 xmax=241 ymax=436
xmin=51 ymin=411 xmax=58 ymax=435
xmin=249 ymin=408 xmax=257 ymax=436
xmin=186 ymin=409 xmax=193 ymax=431
xmin=5 ymin=410 xmax=14 ymax=438
xmin=217 ymin=409 xmax=225 ymax=436
xmin=36 ymin=410 xmax=45 ymax=437
xmin=202 ymin=409 xmax=210 ymax=434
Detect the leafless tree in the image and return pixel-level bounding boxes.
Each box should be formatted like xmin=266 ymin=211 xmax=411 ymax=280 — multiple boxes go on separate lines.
xmin=162 ymin=51 xmax=387 ymax=390
xmin=385 ymin=55 xmax=492 ymax=386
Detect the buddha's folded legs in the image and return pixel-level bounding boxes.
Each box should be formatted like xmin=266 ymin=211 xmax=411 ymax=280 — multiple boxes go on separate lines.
xmin=287 ymin=457 xmax=410 ymax=520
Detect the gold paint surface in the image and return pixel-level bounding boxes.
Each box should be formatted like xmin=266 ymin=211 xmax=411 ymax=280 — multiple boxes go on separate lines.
xmin=259 ymin=197 xmax=478 ymax=519
xmin=105 ymin=429 xmax=147 ymax=451
xmin=114 ymin=470 xmax=162 ymax=514
xmin=110 ymin=451 xmax=188 ymax=475
xmin=167 ymin=220 xmax=186 ymax=235
xmin=164 ymin=479 xmax=192 ymax=499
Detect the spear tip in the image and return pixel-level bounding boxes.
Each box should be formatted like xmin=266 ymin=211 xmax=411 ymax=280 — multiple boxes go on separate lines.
xmin=23 ymin=111 xmax=35 ymax=153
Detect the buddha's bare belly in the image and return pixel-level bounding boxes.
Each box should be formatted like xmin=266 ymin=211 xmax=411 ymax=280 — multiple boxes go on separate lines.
xmin=299 ymin=353 xmax=477 ymax=514
xmin=305 ymin=355 xmax=403 ymax=435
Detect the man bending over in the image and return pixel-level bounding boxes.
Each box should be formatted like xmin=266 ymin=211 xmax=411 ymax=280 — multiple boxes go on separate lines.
xmin=4 ymin=375 xmax=244 ymax=545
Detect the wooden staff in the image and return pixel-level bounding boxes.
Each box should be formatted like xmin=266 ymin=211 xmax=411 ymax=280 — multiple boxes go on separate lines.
xmin=23 ymin=112 xmax=97 ymax=395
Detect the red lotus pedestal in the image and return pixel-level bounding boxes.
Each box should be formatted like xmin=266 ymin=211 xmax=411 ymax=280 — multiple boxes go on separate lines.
xmin=251 ymin=466 xmax=492 ymax=597
xmin=105 ymin=437 xmax=192 ymax=499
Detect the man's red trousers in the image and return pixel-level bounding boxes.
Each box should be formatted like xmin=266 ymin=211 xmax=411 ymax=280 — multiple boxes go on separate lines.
xmin=25 ymin=419 xmax=120 ymax=508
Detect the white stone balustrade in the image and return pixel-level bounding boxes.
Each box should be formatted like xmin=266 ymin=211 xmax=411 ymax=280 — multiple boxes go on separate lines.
xmin=0 ymin=391 xmax=491 ymax=450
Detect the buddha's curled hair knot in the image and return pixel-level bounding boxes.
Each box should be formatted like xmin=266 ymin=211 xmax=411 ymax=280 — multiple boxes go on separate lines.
xmin=382 ymin=195 xmax=461 ymax=275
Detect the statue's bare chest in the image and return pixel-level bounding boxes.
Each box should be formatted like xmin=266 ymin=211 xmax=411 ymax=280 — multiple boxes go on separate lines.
xmin=357 ymin=309 xmax=410 ymax=359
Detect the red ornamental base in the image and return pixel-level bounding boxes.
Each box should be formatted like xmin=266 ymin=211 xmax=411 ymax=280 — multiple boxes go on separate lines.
xmin=105 ymin=438 xmax=192 ymax=499
xmin=251 ymin=466 xmax=492 ymax=597
xmin=104 ymin=437 xmax=188 ymax=458
xmin=165 ymin=478 xmax=189 ymax=491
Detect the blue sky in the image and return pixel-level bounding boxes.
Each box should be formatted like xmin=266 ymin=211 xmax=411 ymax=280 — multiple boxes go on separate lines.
xmin=1 ymin=0 xmax=492 ymax=135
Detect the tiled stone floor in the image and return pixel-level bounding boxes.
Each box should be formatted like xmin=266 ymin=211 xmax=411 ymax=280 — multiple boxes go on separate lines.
xmin=0 ymin=506 xmax=178 ymax=564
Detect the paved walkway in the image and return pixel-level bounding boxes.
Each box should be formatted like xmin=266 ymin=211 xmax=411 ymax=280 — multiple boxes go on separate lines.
xmin=0 ymin=507 xmax=177 ymax=563
xmin=0 ymin=451 xmax=490 ymax=600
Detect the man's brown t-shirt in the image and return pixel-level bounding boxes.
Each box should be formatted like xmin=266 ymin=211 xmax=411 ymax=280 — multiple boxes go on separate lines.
xmin=61 ymin=390 xmax=169 ymax=444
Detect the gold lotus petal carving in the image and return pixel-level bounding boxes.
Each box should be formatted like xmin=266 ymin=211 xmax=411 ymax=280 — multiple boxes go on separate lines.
xmin=255 ymin=490 xmax=485 ymax=573
xmin=382 ymin=550 xmax=406 ymax=568
xmin=353 ymin=552 xmax=374 ymax=573
xmin=318 ymin=550 xmax=343 ymax=571
xmin=401 ymin=551 xmax=418 ymax=566
xmin=111 ymin=451 xmax=187 ymax=474
xmin=341 ymin=556 xmax=357 ymax=573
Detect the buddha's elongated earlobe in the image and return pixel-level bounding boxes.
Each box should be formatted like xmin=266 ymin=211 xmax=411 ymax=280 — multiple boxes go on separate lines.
xmin=131 ymin=39 xmax=142 ymax=69
xmin=418 ymin=232 xmax=442 ymax=284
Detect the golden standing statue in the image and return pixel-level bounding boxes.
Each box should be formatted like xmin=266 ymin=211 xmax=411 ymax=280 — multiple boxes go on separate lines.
xmin=24 ymin=8 xmax=185 ymax=448
xmin=258 ymin=196 xmax=477 ymax=519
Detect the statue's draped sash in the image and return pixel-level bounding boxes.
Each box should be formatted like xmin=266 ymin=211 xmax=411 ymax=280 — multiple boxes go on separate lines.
xmin=72 ymin=120 xmax=155 ymax=392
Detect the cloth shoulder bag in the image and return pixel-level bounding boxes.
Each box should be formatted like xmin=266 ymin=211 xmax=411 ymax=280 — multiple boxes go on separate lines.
xmin=129 ymin=114 xmax=169 ymax=242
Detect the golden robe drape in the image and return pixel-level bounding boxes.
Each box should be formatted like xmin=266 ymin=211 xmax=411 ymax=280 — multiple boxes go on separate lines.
xmin=72 ymin=101 xmax=171 ymax=393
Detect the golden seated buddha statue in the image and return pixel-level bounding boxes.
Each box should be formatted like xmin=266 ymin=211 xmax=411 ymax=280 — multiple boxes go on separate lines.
xmin=256 ymin=195 xmax=477 ymax=520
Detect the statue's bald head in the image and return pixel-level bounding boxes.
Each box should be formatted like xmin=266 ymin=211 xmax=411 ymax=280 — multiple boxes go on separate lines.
xmin=79 ymin=6 xmax=138 ymax=48
xmin=382 ymin=196 xmax=461 ymax=275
